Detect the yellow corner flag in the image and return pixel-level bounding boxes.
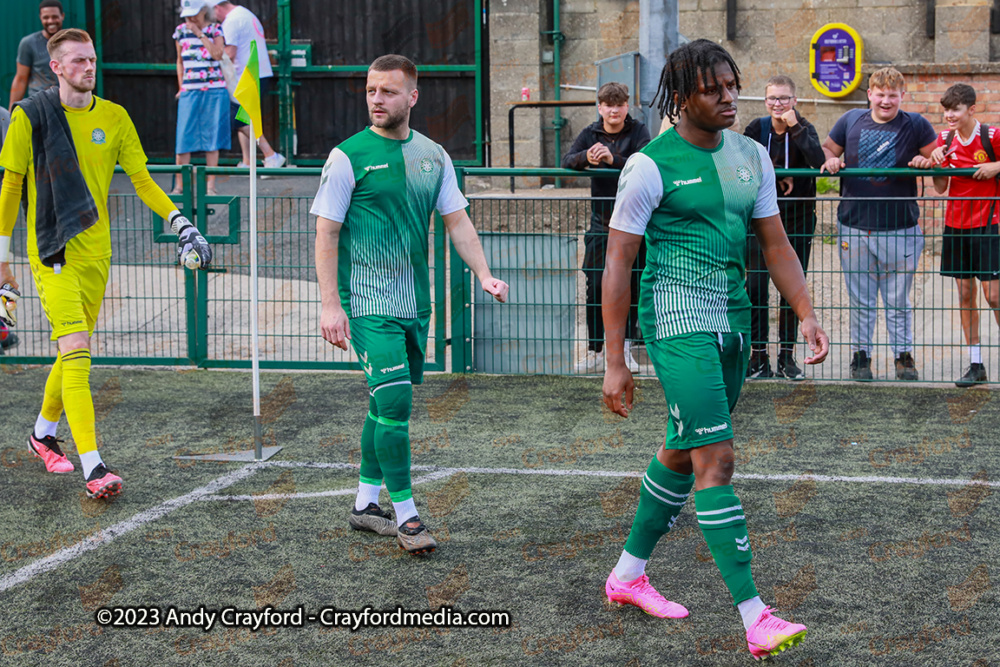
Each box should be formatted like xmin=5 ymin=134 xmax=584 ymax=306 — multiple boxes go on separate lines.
xmin=234 ymin=41 xmax=263 ymax=139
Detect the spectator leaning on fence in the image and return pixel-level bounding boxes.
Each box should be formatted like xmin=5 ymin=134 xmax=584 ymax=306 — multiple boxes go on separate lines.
xmin=0 ymin=29 xmax=213 ymax=501
xmin=923 ymin=83 xmax=1000 ymax=387
xmin=311 ymin=54 xmax=509 ymax=557
xmin=821 ymin=67 xmax=937 ymax=381
xmin=562 ymin=82 xmax=650 ymax=374
xmin=742 ymin=75 xmax=825 ymax=380
xmin=206 ymin=0 xmax=285 ymax=170
xmin=172 ymin=0 xmax=231 ymax=196
xmin=601 ymin=39 xmax=828 ymax=660
xmin=8 ymin=0 xmax=64 ymax=112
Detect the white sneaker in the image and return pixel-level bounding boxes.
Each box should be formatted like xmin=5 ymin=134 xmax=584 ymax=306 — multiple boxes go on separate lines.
xmin=623 ymin=340 xmax=640 ymax=374
xmin=236 ymin=162 xmax=249 ymax=168
xmin=263 ymin=153 xmax=286 ymax=169
xmin=575 ymin=350 xmax=604 ymax=373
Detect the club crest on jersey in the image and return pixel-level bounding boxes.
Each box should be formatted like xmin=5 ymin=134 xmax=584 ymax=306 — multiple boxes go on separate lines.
xmin=975 ymin=150 xmax=988 ymax=163
xmin=91 ymin=129 xmax=106 ymax=145
xmin=735 ymin=166 xmax=753 ymax=184
xmin=419 ymin=158 xmax=434 ymax=173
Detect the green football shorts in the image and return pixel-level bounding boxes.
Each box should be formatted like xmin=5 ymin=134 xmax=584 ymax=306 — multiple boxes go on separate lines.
xmin=646 ymin=331 xmax=750 ymax=450
xmin=349 ymin=314 xmax=431 ymax=388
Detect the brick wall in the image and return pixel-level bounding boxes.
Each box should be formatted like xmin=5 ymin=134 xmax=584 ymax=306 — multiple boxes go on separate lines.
xmin=900 ymin=69 xmax=1000 ymax=128
xmin=486 ymin=1 xmax=1000 ymax=177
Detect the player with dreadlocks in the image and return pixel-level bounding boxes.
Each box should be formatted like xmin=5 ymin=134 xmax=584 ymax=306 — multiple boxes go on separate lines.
xmin=599 ymin=39 xmax=828 ymax=660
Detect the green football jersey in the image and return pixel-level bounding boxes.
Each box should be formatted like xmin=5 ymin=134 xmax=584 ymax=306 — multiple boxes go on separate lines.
xmin=609 ymin=127 xmax=778 ymax=340
xmin=311 ymin=127 xmax=468 ymax=319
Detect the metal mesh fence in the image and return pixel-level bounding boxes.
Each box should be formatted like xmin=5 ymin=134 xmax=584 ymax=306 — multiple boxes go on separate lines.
xmin=3 ymin=166 xmax=997 ymax=384
xmin=462 ymin=170 xmax=1000 ymax=384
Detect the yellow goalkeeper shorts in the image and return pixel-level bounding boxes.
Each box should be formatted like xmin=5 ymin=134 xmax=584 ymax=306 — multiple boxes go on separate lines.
xmin=30 ymin=256 xmax=111 ymax=340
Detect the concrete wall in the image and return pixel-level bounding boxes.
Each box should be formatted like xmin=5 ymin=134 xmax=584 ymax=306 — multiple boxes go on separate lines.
xmin=488 ymin=0 xmax=1000 ymax=178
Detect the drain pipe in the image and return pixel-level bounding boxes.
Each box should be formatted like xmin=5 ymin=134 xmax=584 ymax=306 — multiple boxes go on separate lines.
xmin=542 ymin=0 xmax=565 ymax=180
xmin=553 ymin=0 xmax=562 ymax=172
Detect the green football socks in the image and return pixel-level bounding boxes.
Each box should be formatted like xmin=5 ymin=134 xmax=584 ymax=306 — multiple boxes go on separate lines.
xmin=695 ymin=484 xmax=759 ymax=605
xmin=622 ymin=456 xmax=695 ymax=560
xmin=359 ymin=393 xmax=383 ymax=482
xmin=371 ymin=382 xmax=414 ymax=522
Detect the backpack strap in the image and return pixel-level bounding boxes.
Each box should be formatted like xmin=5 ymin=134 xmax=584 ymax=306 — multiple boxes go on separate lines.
xmin=981 ymin=124 xmax=996 ymax=163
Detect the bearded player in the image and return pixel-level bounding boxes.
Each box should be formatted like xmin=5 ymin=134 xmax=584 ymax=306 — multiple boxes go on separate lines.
xmin=0 ymin=29 xmax=212 ymax=499
xmin=601 ymin=40 xmax=829 ymax=659
xmin=312 ymin=55 xmax=508 ymax=555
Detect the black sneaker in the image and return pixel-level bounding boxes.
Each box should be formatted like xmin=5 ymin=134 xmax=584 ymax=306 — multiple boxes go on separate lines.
xmin=746 ymin=352 xmax=774 ymax=379
xmin=955 ymin=362 xmax=987 ymax=388
xmin=850 ymin=351 xmax=873 ymax=381
xmin=776 ymin=352 xmax=805 ymax=380
xmin=349 ymin=503 xmax=397 ymax=536
xmin=894 ymin=352 xmax=919 ymax=381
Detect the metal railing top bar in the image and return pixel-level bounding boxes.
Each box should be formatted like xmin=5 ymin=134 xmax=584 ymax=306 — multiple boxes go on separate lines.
xmin=461 ymin=166 xmax=988 ymax=179
xmin=465 ymin=167 xmax=622 ymax=178
xmin=2 ymin=165 xmax=981 ymax=181
xmin=202 ymin=167 xmax=324 ymax=176
xmin=0 ymin=165 xmax=187 ymax=175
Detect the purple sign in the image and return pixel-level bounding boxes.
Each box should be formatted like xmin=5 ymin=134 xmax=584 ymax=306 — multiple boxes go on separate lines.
xmin=810 ymin=24 xmax=863 ymax=98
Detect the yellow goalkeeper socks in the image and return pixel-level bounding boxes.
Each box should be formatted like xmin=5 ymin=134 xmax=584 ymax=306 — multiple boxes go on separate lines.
xmin=61 ymin=349 xmax=97 ymax=457
xmin=35 ymin=353 xmax=65 ymax=438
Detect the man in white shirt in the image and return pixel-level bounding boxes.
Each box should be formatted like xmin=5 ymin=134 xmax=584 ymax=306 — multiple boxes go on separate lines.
xmin=207 ymin=0 xmax=285 ymax=169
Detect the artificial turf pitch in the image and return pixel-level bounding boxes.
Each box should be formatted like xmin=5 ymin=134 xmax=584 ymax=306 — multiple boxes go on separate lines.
xmin=0 ymin=366 xmax=996 ymax=666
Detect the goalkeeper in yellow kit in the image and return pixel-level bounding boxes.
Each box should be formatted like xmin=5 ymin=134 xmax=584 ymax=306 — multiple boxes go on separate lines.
xmin=0 ymin=28 xmax=212 ymax=499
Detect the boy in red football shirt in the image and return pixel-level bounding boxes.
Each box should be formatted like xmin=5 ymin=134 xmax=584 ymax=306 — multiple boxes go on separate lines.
xmin=929 ymin=84 xmax=1000 ymax=385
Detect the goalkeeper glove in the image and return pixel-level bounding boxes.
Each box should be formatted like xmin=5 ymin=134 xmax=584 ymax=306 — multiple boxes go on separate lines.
xmin=0 ymin=282 xmax=19 ymax=328
xmin=169 ymin=211 xmax=213 ymax=270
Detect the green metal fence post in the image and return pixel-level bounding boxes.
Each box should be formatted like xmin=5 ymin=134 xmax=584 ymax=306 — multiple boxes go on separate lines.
xmin=277 ymin=0 xmax=293 ymax=164
xmin=93 ymin=0 xmax=104 ymax=97
xmin=182 ymin=165 xmax=207 ymax=367
xmin=451 ymin=167 xmax=473 ymax=372
xmin=474 ymin=0 xmax=483 ymax=165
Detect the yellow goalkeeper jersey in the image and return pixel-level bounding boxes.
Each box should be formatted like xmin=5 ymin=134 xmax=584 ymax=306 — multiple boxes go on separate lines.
xmin=0 ymin=96 xmax=148 ymax=262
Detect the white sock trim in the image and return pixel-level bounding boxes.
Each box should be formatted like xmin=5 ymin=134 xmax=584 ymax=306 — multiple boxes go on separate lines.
xmin=970 ymin=345 xmax=982 ymax=364
xmin=738 ymin=596 xmax=767 ymax=631
xmin=393 ymin=498 xmax=417 ymax=525
xmin=355 ymin=481 xmax=382 ymax=511
xmin=34 ymin=414 xmax=59 ymax=439
xmin=79 ymin=450 xmax=104 ymax=479
xmin=613 ymin=550 xmax=647 ymax=583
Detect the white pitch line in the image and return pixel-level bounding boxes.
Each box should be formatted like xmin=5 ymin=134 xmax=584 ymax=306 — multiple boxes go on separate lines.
xmin=245 ymin=460 xmax=1000 ymax=488
xmin=200 ymin=469 xmax=456 ymax=502
xmin=0 ymin=465 xmax=259 ymax=594
xmin=734 ymin=472 xmax=1000 ymax=488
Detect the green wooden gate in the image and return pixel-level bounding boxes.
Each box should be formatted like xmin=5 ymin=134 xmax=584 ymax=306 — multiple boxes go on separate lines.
xmin=90 ymin=0 xmax=485 ymax=166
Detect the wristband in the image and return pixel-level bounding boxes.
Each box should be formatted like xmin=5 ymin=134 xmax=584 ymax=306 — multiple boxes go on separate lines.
xmin=0 ymin=236 xmax=10 ymax=263
xmin=168 ymin=210 xmax=192 ymax=235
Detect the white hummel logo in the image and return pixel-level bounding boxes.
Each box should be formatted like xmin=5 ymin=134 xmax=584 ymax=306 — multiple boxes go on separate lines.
xmin=364 ymin=163 xmax=389 ymax=172
xmin=381 ymin=363 xmax=405 ymax=373
xmin=696 ymin=423 xmax=728 ymax=436
xmin=670 ymin=403 xmax=684 ymax=438
xmin=673 ymin=177 xmax=703 ymax=187
xmin=359 ymin=351 xmax=372 ymax=375
xmin=736 ymin=536 xmax=750 ymax=552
